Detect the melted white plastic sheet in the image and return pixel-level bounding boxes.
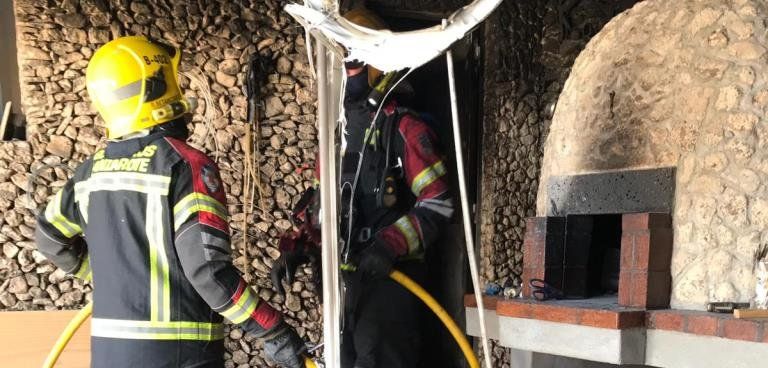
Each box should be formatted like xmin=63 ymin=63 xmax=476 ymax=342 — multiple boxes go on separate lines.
xmin=285 ymin=0 xmax=502 ymax=72
xmin=288 ymin=1 xmax=503 ymax=367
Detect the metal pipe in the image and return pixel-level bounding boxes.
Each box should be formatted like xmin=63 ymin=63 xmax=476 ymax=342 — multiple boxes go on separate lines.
xmin=446 ymin=39 xmax=493 ymax=368
xmin=317 ymin=41 xmax=342 ymax=368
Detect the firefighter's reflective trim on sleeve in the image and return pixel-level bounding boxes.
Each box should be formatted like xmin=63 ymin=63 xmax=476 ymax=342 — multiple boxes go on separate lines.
xmin=393 ymin=215 xmax=421 ymax=256
xmin=415 ymin=197 xmax=455 ymax=219
xmin=147 ymin=195 xmax=171 ymax=322
xmin=91 ymin=318 xmax=225 ymax=341
xmin=44 ymin=189 xmax=82 ymax=238
xmin=218 ymin=280 xmax=260 ymax=324
xmin=410 ymin=160 xmax=447 ymax=196
xmin=73 ymin=254 xmax=92 ymax=281
xmin=173 ymin=193 xmax=228 ymax=231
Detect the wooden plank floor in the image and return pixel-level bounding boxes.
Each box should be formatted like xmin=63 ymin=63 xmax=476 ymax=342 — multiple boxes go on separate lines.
xmin=0 ymin=310 xmax=90 ymax=367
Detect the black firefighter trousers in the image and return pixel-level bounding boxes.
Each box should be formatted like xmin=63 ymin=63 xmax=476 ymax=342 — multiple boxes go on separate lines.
xmin=341 ymin=262 xmax=425 ymax=368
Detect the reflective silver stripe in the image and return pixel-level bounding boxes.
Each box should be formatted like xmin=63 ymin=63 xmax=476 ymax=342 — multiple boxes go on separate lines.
xmin=74 ymin=183 xmax=90 ymax=224
xmin=76 ymin=172 xmax=171 ymax=196
xmin=75 ymin=172 xmax=170 ymax=224
xmin=92 ymin=318 xmax=225 ymax=341
xmin=416 ymin=198 xmax=455 ymax=218
xmin=147 ymin=195 xmax=171 ymax=322
xmin=110 ymin=79 xmax=143 ymax=101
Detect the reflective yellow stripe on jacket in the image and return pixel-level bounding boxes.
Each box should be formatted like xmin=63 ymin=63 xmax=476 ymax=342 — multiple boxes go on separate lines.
xmin=44 ymin=189 xmax=82 ymax=238
xmin=411 ymin=160 xmax=446 ymax=196
xmin=219 ymin=287 xmax=260 ymax=324
xmin=393 ymin=216 xmax=421 ymax=257
xmin=173 ymin=192 xmax=228 ymax=230
xmin=147 ymin=195 xmax=170 ymax=321
xmin=73 ymin=255 xmax=92 ymax=281
xmin=92 ymin=318 xmax=225 ymax=341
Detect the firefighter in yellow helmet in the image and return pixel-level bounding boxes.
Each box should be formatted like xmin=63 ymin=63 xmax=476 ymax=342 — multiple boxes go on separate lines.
xmin=85 ymin=36 xmax=194 ymax=139
xmin=36 ymin=36 xmax=307 ymax=368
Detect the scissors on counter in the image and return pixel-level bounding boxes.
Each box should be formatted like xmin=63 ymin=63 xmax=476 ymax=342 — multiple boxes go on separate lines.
xmin=529 ymin=278 xmax=564 ymax=301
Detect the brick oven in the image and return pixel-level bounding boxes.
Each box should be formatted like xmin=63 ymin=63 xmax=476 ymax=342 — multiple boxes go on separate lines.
xmin=522 ymin=167 xmax=676 ymax=310
xmin=522 ymin=212 xmax=672 ymax=309
xmin=466 ymin=0 xmax=768 ymax=366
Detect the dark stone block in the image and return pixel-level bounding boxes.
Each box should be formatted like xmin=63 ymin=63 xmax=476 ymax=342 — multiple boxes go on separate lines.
xmin=562 ymin=267 xmax=588 ymax=298
xmin=543 ymin=217 xmax=565 ymax=268
xmin=565 ymin=215 xmax=594 ymax=266
xmin=546 ymin=168 xmax=676 ymax=216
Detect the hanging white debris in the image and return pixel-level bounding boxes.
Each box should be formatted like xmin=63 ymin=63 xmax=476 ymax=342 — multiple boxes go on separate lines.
xmin=284 ymin=0 xmax=502 ymax=72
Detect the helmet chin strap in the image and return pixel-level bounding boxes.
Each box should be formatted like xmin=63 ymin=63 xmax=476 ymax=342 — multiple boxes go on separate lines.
xmin=112 ymin=129 xmax=151 ymax=141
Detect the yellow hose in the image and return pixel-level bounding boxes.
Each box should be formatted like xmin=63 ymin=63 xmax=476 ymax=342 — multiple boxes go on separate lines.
xmin=43 ymin=301 xmax=93 ymax=368
xmin=46 ymin=302 xmax=321 ymax=368
xmin=389 ymin=270 xmax=479 ymax=368
xmin=47 ymin=271 xmax=479 ymax=368
xmin=304 ymin=356 xmax=318 ymax=368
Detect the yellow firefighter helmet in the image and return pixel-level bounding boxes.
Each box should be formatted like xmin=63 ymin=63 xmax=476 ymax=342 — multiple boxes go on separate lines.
xmin=86 ymin=36 xmax=193 ymax=139
xmin=343 ymin=7 xmax=387 ymax=85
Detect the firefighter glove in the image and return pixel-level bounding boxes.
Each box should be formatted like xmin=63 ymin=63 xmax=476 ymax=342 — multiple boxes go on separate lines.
xmin=357 ymin=239 xmax=397 ymax=280
xmin=271 ymin=234 xmax=310 ymax=295
xmin=263 ymin=322 xmax=306 ymax=368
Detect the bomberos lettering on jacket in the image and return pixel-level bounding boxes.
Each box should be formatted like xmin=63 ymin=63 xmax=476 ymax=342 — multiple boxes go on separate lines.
xmin=91 ymin=145 xmax=158 ymax=173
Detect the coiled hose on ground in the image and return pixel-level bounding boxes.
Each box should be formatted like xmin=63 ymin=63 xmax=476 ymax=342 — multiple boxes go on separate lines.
xmin=44 ymin=270 xmax=479 ymax=368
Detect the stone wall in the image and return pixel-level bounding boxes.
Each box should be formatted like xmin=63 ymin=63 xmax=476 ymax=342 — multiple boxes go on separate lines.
xmin=0 ymin=0 xmax=679 ymax=366
xmin=5 ymin=0 xmax=318 ymax=365
xmin=537 ymin=0 xmax=768 ymax=310
xmin=478 ymin=0 xmax=637 ymax=289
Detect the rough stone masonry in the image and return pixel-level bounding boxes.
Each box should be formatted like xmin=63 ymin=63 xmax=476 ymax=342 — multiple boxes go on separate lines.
xmin=3 ymin=0 xmax=645 ymax=367
xmin=538 ymin=0 xmax=768 ymax=311
xmin=477 ymin=1 xmax=637 ymax=365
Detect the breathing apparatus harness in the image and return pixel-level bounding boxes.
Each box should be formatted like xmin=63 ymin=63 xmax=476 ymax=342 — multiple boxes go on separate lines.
xmin=339 ymin=102 xmax=406 ymax=262
xmin=339 ymin=69 xmax=415 ymax=264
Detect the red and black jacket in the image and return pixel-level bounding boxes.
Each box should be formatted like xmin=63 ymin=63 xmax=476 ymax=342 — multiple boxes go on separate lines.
xmin=36 ymin=131 xmax=281 ymax=367
xmin=285 ymin=94 xmax=454 ymax=262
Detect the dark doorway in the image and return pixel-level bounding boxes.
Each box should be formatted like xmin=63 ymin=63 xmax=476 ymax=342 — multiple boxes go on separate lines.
xmin=375 ymin=11 xmax=483 ymax=368
xmin=563 ymin=214 xmax=622 ymax=299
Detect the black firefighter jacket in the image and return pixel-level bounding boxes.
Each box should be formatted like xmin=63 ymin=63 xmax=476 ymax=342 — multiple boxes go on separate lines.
xmin=35 ymin=131 xmax=282 ymax=367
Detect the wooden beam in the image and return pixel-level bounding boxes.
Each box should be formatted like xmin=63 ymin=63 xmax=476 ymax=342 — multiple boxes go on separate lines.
xmin=734 ymin=308 xmax=768 ymax=319
xmin=0 ymin=310 xmax=90 ymax=367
